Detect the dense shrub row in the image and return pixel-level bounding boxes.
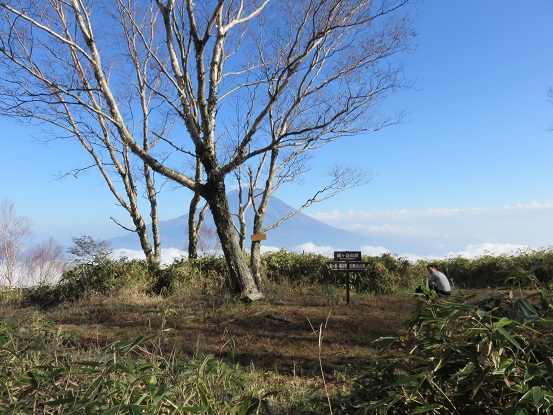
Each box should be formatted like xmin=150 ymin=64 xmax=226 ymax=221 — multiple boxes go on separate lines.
xmin=435 ymin=249 xmax=553 ymax=288
xmin=156 ymin=256 xmax=230 ymax=295
xmin=261 ymin=248 xmax=553 ymax=293
xmin=14 ymin=248 xmax=553 ymax=308
xmin=22 ymin=258 xmax=156 ymax=308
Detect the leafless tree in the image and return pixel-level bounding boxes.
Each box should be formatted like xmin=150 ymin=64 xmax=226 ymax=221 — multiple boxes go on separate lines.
xmin=229 ymin=145 xmax=373 ymax=286
xmin=0 ymin=0 xmax=415 ymax=299
xmin=23 ymin=237 xmax=68 ymax=285
xmin=0 ymin=199 xmax=33 ymax=287
xmin=0 ymin=1 xmax=165 ymax=267
xmin=66 ymin=235 xmax=112 ymax=266
xmin=197 ymin=224 xmax=222 ymax=257
xmin=187 ymin=159 xmax=210 ymax=259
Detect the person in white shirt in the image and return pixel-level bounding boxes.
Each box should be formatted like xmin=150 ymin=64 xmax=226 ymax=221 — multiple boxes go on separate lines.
xmin=426 ymin=264 xmax=451 ymax=296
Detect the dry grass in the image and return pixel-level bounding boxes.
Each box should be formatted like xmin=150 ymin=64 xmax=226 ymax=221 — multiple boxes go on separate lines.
xmin=1 ymin=284 xmax=416 ymax=378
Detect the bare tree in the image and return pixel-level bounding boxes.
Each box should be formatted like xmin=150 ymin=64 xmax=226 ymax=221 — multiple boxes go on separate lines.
xmin=187 ymin=159 xmax=210 ymax=259
xmin=197 ymin=224 xmax=222 ymax=257
xmin=228 ymin=145 xmax=373 ymax=286
xmin=23 ymin=237 xmax=68 ymax=285
xmin=0 ymin=0 xmax=415 ymax=299
xmin=0 ymin=1 xmax=166 ymax=267
xmin=66 ymin=235 xmax=112 ymax=266
xmin=0 ymin=199 xmax=33 ymax=287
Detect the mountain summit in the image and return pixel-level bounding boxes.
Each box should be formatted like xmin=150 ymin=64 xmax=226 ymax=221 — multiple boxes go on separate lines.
xmin=107 ymin=190 xmax=373 ymax=252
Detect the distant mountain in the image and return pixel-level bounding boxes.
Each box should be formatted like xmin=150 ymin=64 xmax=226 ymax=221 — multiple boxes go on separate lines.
xmin=107 ymin=190 xmax=375 ymax=252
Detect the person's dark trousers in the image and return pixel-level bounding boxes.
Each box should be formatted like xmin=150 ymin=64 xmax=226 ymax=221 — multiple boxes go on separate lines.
xmin=415 ymin=286 xmax=451 ymax=296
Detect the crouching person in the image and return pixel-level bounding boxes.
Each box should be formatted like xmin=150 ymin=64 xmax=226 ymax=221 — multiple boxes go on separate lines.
xmin=416 ymin=264 xmax=452 ymax=296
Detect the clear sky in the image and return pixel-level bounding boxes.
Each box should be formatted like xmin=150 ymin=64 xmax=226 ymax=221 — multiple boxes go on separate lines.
xmin=1 ymin=1 xmax=553 ymax=260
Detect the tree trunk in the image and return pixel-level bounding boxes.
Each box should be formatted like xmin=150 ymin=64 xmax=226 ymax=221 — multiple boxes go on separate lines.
xmin=188 ymin=191 xmax=201 ymax=259
xmin=250 ymin=206 xmax=265 ymax=288
xmin=203 ymin=180 xmax=263 ymax=299
xmin=250 ymin=240 xmax=263 ymax=288
xmin=126 ymin=183 xmax=160 ymax=267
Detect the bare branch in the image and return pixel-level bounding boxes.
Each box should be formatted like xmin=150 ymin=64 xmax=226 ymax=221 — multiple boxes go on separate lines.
xmin=263 ymin=164 xmax=374 ymax=232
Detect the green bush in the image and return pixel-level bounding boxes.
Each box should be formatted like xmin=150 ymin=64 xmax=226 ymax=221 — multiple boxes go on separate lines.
xmin=0 ymin=288 xmax=23 ymax=305
xmin=326 ymin=272 xmax=553 ymax=414
xmin=22 ymin=258 xmax=154 ymax=308
xmin=261 ymin=251 xmax=422 ymax=294
xmin=262 ymin=250 xmax=330 ymax=285
xmin=354 ymin=254 xmax=422 ymax=294
xmin=156 ymin=255 xmax=230 ymax=295
xmin=19 ymin=248 xmax=553 ymax=306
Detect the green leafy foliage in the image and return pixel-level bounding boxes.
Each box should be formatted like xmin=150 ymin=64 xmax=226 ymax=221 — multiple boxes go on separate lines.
xmin=326 ymin=271 xmax=553 ymax=414
xmin=156 ymin=256 xmax=230 ymax=295
xmin=262 ymin=250 xmax=330 ymax=285
xmin=353 ymin=254 xmax=422 ymax=294
xmin=16 ymin=248 xmax=553 ymax=310
xmin=22 ymin=258 xmax=155 ymax=308
xmin=261 ymin=250 xmax=423 ymax=294
xmin=0 ymin=316 xmax=278 ymax=414
xmin=260 ymin=249 xmax=553 ymax=294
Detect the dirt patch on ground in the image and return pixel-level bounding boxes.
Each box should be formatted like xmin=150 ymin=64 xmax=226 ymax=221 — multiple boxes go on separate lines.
xmin=5 ymin=285 xmax=419 ymax=377
xmin=203 ymin=289 xmax=415 ymax=375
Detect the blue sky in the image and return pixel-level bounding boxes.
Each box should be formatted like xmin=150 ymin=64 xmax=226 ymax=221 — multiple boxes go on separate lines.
xmin=1 ymin=1 xmax=553 ymax=260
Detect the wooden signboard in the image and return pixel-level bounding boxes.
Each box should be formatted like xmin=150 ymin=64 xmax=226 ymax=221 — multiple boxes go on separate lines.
xmin=328 ymin=251 xmax=366 ymax=304
xmin=327 ymin=261 xmax=368 ymax=271
xmin=334 ymin=251 xmax=362 ymax=261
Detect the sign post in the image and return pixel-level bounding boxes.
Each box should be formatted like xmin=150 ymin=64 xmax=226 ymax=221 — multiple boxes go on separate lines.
xmin=327 ymin=251 xmax=368 ymax=304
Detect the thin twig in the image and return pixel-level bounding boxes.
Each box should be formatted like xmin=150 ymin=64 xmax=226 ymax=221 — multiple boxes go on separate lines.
xmin=307 ymin=309 xmax=334 ymax=415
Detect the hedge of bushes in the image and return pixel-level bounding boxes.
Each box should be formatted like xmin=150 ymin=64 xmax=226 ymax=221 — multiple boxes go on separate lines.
xmin=13 ymin=248 xmax=553 ymax=308
xmin=260 ymin=248 xmax=553 ymax=293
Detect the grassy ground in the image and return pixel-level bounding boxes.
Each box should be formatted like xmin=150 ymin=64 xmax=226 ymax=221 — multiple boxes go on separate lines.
xmin=1 ymin=283 xmax=415 ymax=377
xmin=1 ymin=284 xmax=513 ymax=413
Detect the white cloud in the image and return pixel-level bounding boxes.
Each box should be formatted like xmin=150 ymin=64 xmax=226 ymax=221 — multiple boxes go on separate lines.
xmin=360 ymin=245 xmax=389 ymax=256
xmin=112 ymin=249 xmax=146 ymax=261
xmin=293 ymin=242 xmax=334 ymax=256
xmin=311 ymin=202 xmax=553 ymax=222
xmin=443 ymin=243 xmax=534 ymax=259
xmin=307 ymin=201 xmax=553 ymax=257
xmin=112 ymin=248 xmax=186 ymax=265
xmin=260 ymin=245 xmax=281 ymax=254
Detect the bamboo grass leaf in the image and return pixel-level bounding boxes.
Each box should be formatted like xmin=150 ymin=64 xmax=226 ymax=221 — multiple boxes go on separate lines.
xmin=494 ymin=326 xmax=523 ymax=350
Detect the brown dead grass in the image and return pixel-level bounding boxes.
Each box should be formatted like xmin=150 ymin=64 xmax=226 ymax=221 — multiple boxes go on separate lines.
xmin=2 ymin=284 xmax=417 ymax=377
